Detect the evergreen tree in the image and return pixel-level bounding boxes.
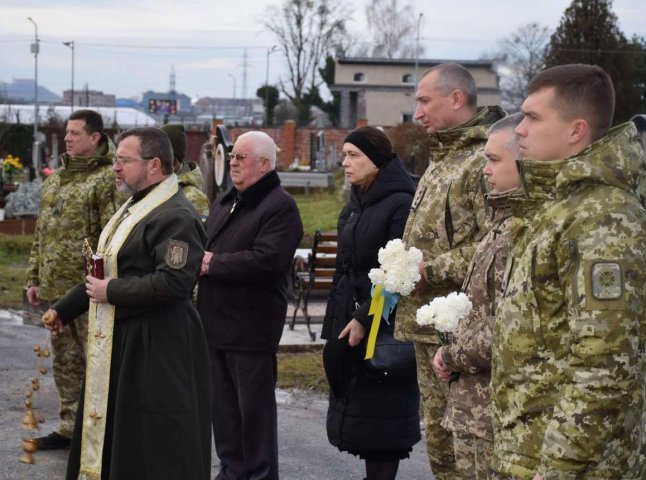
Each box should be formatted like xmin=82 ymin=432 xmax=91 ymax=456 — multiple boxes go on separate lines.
xmin=318 ymin=56 xmax=341 ymax=126
xmin=544 ymin=0 xmax=641 ymax=123
xmin=629 ymin=35 xmax=646 ymax=112
xmin=256 ymin=85 xmax=280 ymax=127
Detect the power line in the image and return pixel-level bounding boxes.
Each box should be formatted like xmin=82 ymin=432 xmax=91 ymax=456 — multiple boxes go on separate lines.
xmin=552 ymin=47 xmax=646 ymax=55
xmin=40 ymin=40 xmax=268 ymax=50
xmin=0 ymin=38 xmax=267 ymax=50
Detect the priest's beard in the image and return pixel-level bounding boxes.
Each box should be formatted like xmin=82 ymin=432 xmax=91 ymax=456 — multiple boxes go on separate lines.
xmin=117 ymin=170 xmax=149 ymax=198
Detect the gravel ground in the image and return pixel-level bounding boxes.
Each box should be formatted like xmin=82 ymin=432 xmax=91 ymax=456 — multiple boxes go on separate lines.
xmin=0 ymin=309 xmax=433 ymax=480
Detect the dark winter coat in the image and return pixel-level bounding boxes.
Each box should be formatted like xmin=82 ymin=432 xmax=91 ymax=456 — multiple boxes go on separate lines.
xmin=322 ymin=156 xmax=421 ymax=454
xmin=197 ymin=170 xmax=303 ymax=353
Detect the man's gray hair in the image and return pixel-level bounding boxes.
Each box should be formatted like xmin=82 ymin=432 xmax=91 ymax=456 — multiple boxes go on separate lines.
xmin=487 ymin=112 xmax=523 ymax=153
xmin=237 ymin=131 xmax=277 ymax=170
xmin=487 ymin=112 xmax=523 ymax=136
xmin=423 ymin=63 xmax=478 ymax=108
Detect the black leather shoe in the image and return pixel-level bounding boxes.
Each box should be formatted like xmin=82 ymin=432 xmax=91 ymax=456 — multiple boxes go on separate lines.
xmin=34 ymin=431 xmax=71 ymax=450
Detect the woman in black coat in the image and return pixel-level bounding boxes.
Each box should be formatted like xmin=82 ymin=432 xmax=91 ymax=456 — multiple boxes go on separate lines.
xmin=321 ymin=126 xmax=420 ymax=480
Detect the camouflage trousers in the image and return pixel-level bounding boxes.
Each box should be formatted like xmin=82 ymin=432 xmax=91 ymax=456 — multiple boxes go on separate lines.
xmin=50 ymin=311 xmax=87 ymax=438
xmin=454 ymin=431 xmax=493 ymax=479
xmin=415 ymin=342 xmax=458 ymax=480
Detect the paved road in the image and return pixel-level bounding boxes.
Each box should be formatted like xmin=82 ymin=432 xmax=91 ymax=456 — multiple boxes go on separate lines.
xmin=0 ymin=310 xmax=433 ymax=480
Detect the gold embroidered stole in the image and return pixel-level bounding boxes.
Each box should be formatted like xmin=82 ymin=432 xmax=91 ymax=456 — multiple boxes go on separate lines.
xmin=78 ymin=175 xmax=178 ymax=480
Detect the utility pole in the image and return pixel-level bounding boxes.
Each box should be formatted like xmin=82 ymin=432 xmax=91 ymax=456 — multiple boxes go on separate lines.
xmin=414 ymin=13 xmax=423 ymax=87
xmin=27 ymin=17 xmax=39 ymax=141
xmin=413 ymin=13 xmax=424 ymax=120
xmin=264 ymin=46 xmax=278 ymax=127
xmin=242 ymin=48 xmax=248 ymax=116
xmin=63 ymin=41 xmax=75 ymax=111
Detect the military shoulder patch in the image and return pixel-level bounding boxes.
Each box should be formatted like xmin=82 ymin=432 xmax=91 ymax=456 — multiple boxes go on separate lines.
xmin=583 ymin=260 xmax=625 ymax=310
xmin=165 ymin=239 xmax=189 ymax=269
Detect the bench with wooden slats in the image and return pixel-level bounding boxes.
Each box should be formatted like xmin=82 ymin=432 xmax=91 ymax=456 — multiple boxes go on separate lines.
xmin=290 ymin=230 xmax=338 ymax=341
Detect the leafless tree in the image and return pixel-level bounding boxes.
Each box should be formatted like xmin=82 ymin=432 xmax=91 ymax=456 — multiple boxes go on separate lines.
xmin=495 ymin=23 xmax=550 ymax=112
xmin=262 ymin=0 xmax=351 ymax=124
xmin=365 ymin=0 xmax=424 ymax=59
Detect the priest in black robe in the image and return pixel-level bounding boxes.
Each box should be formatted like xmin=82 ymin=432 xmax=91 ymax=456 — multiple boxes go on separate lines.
xmin=44 ymin=127 xmax=211 ymax=480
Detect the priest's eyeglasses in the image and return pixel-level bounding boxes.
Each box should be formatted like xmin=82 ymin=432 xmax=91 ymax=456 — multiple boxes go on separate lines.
xmin=112 ymin=156 xmax=155 ymax=167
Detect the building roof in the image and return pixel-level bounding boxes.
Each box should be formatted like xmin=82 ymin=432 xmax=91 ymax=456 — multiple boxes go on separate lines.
xmin=0 ymin=104 xmax=156 ymax=128
xmin=336 ymin=57 xmax=495 ymax=68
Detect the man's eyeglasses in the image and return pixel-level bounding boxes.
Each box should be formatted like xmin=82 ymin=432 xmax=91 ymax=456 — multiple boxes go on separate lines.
xmin=228 ymin=152 xmax=260 ymax=162
xmin=112 ymin=156 xmax=154 ymax=167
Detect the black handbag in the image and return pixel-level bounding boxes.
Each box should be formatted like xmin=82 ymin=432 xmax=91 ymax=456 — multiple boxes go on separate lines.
xmin=363 ymin=324 xmax=417 ymax=381
xmin=350 ymin=279 xmax=416 ymax=381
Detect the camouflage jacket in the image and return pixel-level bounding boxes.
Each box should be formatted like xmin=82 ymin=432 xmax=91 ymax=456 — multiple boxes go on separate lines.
xmin=395 ymin=105 xmax=505 ymax=343
xmin=178 ymin=161 xmax=210 ymax=220
xmin=440 ymin=190 xmax=513 ymax=442
xmin=26 ymin=136 xmax=120 ymax=300
xmin=491 ymin=123 xmax=646 ymax=480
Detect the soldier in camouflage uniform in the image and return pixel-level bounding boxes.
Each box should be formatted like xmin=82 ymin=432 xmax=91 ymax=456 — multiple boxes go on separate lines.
xmin=394 ymin=63 xmax=504 ymax=480
xmin=26 ymin=109 xmax=120 ymax=450
xmin=432 ymin=113 xmax=523 ymax=479
xmin=491 ymin=65 xmax=646 ymax=480
xmin=161 ymin=124 xmax=210 ymax=220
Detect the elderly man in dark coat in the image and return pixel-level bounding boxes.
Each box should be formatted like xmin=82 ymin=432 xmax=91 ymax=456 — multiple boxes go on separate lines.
xmin=44 ymin=127 xmax=211 ymax=480
xmin=197 ymin=131 xmax=303 ymax=480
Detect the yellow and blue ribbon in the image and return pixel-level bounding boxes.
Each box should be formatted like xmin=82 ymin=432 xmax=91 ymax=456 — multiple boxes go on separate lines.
xmin=364 ymin=285 xmax=399 ymax=360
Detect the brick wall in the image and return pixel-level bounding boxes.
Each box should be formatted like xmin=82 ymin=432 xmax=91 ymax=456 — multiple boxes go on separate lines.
xmin=186 ymin=130 xmax=208 ymax=163
xmin=222 ymin=122 xmax=352 ymax=170
xmin=40 ymin=121 xmax=396 ymax=172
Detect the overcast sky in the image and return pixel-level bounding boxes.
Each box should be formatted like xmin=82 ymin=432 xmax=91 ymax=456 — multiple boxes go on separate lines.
xmin=1 ymin=0 xmax=645 ymax=101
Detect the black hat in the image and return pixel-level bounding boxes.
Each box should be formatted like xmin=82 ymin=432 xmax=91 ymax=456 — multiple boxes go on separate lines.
xmin=161 ymin=124 xmax=187 ymax=163
xmin=323 ymin=336 xmax=358 ymax=397
xmin=343 ymin=129 xmax=391 ymax=168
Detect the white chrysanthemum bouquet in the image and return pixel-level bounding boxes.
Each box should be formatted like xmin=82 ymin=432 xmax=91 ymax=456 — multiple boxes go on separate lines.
xmin=364 ymin=239 xmax=423 ymax=360
xmin=416 ymin=292 xmax=472 ymax=343
xmin=368 ymin=239 xmax=423 ymax=296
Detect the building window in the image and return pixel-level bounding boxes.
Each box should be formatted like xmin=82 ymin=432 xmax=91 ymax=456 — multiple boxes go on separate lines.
xmin=402 ymin=113 xmax=413 ymax=123
xmin=353 ymin=72 xmax=366 ymax=82
xmin=402 ymin=74 xmax=414 ymax=84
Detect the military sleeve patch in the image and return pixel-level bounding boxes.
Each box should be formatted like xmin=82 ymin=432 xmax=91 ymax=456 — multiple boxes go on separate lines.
xmin=165 ymin=239 xmax=189 ymax=269
xmin=584 ymin=260 xmax=625 ymax=310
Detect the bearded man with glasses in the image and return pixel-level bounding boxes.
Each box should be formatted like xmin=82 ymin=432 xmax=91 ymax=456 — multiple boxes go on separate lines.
xmin=44 ymin=127 xmax=211 ymax=479
xmin=197 ymin=131 xmax=303 ymax=480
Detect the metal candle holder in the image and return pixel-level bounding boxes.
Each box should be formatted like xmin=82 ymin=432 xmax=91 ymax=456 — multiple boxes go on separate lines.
xmin=19 ymin=336 xmax=50 ymax=464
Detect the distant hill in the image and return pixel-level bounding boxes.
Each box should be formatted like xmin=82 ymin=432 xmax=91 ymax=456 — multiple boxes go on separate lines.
xmin=1 ymin=78 xmax=61 ymax=103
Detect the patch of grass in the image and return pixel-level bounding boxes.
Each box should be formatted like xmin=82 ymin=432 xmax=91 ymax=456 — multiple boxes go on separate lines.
xmin=277 ymin=350 xmax=327 ymax=393
xmin=292 ymin=190 xmax=346 ymax=246
xmin=0 ymin=235 xmax=332 ymax=393
xmin=0 ymin=234 xmax=32 ymax=308
xmin=0 ymin=233 xmax=33 ymax=255
xmin=289 ymin=169 xmax=347 ymax=246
